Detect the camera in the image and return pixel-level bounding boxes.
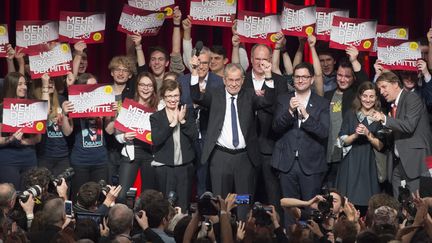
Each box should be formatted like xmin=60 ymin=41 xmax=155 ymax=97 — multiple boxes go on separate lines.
xmin=17 ymin=185 xmax=42 ymax=203
xmin=197 ymin=192 xmax=218 ymax=216
xmin=98 ymin=180 xmax=110 ymax=195
xmin=252 ymin=202 xmax=272 ymax=226
xmin=126 ymin=188 xmax=137 ymax=209
xmin=51 ymin=167 xmax=75 ymax=185
xmin=167 ymin=191 xmax=178 ymax=207
xmin=310 ymin=188 xmax=334 ymax=223
xmin=398 ymin=184 xmax=417 ymax=217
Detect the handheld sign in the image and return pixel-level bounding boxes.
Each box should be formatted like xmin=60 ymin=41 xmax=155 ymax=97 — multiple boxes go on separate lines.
xmin=330 ymin=16 xmax=377 ymax=51
xmin=315 ymin=7 xmax=349 ymax=41
xmin=377 ymin=39 xmax=421 ymax=71
xmin=189 ymin=0 xmax=237 ymax=27
xmin=0 ymin=24 xmax=9 ymax=57
xmin=129 ymin=0 xmax=175 ymax=18
xmin=16 ymin=20 xmax=59 ymax=54
xmin=59 ymin=11 xmax=106 ymax=44
xmin=371 ymin=25 xmax=409 ymax=56
xmin=114 ymin=98 xmax=154 ymax=144
xmin=68 ymin=84 xmax=115 ymax=118
xmin=28 ymin=43 xmax=73 ymax=79
xmin=118 ymin=4 xmax=165 ymax=36
xmin=281 ymin=3 xmax=316 ymax=37
xmin=237 ymin=10 xmax=281 ymax=45
xmin=2 ymin=98 xmax=48 ymax=134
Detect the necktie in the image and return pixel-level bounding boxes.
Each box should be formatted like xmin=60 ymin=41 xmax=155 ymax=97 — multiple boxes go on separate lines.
xmin=231 ymin=97 xmax=239 ymax=147
xmin=391 ymin=104 xmax=397 ymax=118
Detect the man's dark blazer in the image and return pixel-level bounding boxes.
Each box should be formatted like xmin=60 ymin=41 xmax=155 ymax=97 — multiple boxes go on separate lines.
xmin=271 ymin=91 xmax=330 ymax=175
xmin=243 ymin=71 xmax=289 ymax=154
xmin=190 ymin=84 xmax=275 ymax=167
xmin=150 ymin=108 xmax=198 ymax=166
xmin=385 ymin=90 xmax=432 ymax=179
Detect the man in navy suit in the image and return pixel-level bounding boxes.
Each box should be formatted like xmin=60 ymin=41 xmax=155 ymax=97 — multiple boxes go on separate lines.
xmin=179 ymin=46 xmax=224 ymax=196
xmin=272 ymin=62 xmax=330 ymax=203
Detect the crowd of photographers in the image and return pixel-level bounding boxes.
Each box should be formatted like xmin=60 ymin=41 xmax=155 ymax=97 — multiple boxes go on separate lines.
xmin=0 ymin=167 xmax=431 ymax=243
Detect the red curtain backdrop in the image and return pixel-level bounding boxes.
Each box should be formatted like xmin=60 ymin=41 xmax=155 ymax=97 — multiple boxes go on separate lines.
xmin=1 ymin=0 xmax=431 ymax=80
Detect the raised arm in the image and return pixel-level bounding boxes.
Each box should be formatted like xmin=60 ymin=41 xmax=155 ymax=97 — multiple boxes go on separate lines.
xmin=272 ymin=32 xmax=285 ymax=75
xmin=61 ymin=101 xmax=74 ymax=136
xmin=6 ymin=44 xmax=16 ymax=73
xmin=308 ymin=35 xmax=324 ymax=96
xmin=72 ymin=41 xmax=87 ymax=78
xmin=182 ymin=16 xmax=193 ymax=72
xmin=293 ymin=38 xmax=305 ymax=68
xmin=427 ymin=28 xmax=432 ymax=70
xmin=130 ymin=34 xmax=145 ymax=67
xmin=169 ymin=6 xmax=185 ymax=73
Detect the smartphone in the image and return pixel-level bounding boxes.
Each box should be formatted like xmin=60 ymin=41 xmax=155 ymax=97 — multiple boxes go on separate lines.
xmin=235 ymin=194 xmax=251 ymax=205
xmin=298 ymin=220 xmax=308 ymax=228
xmin=65 ymin=200 xmax=73 ymax=218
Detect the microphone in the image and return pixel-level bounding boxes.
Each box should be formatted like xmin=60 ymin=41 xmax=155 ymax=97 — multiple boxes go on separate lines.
xmin=194 ymin=41 xmax=203 ymax=57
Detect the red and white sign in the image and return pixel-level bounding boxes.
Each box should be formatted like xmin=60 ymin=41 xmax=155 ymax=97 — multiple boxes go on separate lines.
xmin=118 ymin=4 xmax=165 ymax=36
xmin=377 ymin=39 xmax=421 ymax=71
xmin=237 ymin=10 xmax=281 ymax=45
xmin=330 ymin=16 xmax=377 ymax=51
xmin=315 ymin=7 xmax=349 ymax=41
xmin=0 ymin=24 xmax=8 ymax=57
xmin=114 ymin=98 xmax=154 ymax=144
xmin=189 ymin=0 xmax=237 ymax=27
xmin=2 ymin=98 xmax=48 ymax=134
xmin=68 ymin=84 xmax=115 ymax=118
xmin=16 ymin=21 xmax=59 ymax=54
xmin=59 ymin=11 xmax=106 ymax=44
xmin=128 ymin=0 xmax=175 ymax=18
xmin=371 ymin=25 xmax=409 ymax=56
xmin=29 ymin=43 xmax=73 ymax=79
xmin=281 ymin=3 xmax=316 ymax=37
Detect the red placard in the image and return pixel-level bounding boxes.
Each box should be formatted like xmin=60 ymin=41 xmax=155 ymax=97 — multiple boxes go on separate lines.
xmin=370 ymin=25 xmax=409 ymax=56
xmin=117 ymin=4 xmax=165 ymax=36
xmin=315 ymin=7 xmax=349 ymax=41
xmin=189 ymin=0 xmax=237 ymax=27
xmin=237 ymin=10 xmax=281 ymax=45
xmin=68 ymin=84 xmax=115 ymax=118
xmin=114 ymin=98 xmax=155 ymax=144
xmin=2 ymin=98 xmax=48 ymax=134
xmin=128 ymin=0 xmax=175 ymax=18
xmin=16 ymin=21 xmax=59 ymax=55
xmin=280 ymin=3 xmax=316 ymax=37
xmin=329 ymin=16 xmax=377 ymax=52
xmin=0 ymin=24 xmax=9 ymax=57
xmin=28 ymin=43 xmax=72 ymax=79
xmin=59 ymin=12 xmax=106 ymax=44
xmin=377 ymin=38 xmax=421 ymax=71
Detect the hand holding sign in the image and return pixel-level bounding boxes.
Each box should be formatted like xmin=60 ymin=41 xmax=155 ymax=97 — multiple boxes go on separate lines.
xmin=417 ymin=60 xmax=430 ymax=76
xmin=182 ymin=16 xmax=193 ymax=32
xmin=173 ymin=6 xmax=181 ymax=25
xmin=307 ymin=34 xmax=317 ymax=48
xmin=275 ymin=32 xmax=286 ymax=48
xmin=62 ymin=101 xmax=74 ymax=116
xmin=124 ymin=131 xmax=137 ymax=141
xmin=74 ymin=41 xmax=87 ymax=54
xmin=346 ymin=45 xmax=359 ymax=63
xmin=129 ymin=34 xmax=142 ymax=47
xmin=6 ymin=44 xmax=14 ymax=60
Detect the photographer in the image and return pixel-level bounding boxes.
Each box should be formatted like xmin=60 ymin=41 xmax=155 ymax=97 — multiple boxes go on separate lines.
xmin=22 ymin=167 xmax=68 ymax=203
xmin=74 ymin=182 xmax=121 ymax=215
xmin=280 ymin=189 xmax=346 ymax=241
xmin=243 ymin=204 xmax=289 ymax=243
xmin=183 ymin=193 xmax=235 ymax=243
xmin=0 ymin=183 xmax=35 ymax=230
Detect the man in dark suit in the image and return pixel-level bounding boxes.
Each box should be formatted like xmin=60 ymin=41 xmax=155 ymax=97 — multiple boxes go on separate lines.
xmin=373 ymin=72 xmax=432 ymax=197
xmin=242 ymin=43 xmax=288 ymax=211
xmin=190 ymin=62 xmax=275 ymax=218
xmin=272 ymin=62 xmax=330 ymax=202
xmin=179 ymin=46 xmax=224 ymax=196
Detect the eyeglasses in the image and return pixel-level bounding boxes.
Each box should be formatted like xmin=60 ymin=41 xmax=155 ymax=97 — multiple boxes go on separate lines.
xmin=113 ymin=68 xmax=130 ymax=73
xmin=199 ymin=61 xmax=209 ymax=66
xmin=164 ymin=94 xmax=180 ymax=100
xmin=293 ymin=75 xmax=312 ymax=81
xmin=138 ymin=83 xmax=153 ymax=89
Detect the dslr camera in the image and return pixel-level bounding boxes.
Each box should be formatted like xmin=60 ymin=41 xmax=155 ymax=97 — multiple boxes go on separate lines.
xmin=51 ymin=167 xmax=75 ymax=185
xmin=16 ymin=185 xmax=42 ymax=203
xmin=252 ymin=202 xmax=273 ymax=226
xmin=197 ymin=191 xmax=218 ymax=216
xmin=398 ymin=183 xmax=417 ymax=217
xmin=310 ymin=188 xmax=334 ymax=223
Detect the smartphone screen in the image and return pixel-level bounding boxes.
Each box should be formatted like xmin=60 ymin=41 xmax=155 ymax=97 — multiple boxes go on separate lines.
xmin=65 ymin=200 xmax=73 ymax=218
xmin=235 ymin=194 xmax=251 ymax=205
